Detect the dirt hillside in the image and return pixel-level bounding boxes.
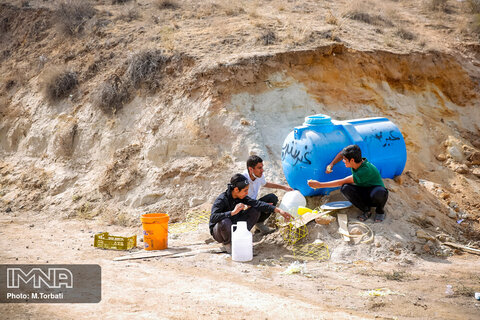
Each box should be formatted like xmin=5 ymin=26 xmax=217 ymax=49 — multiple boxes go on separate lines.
xmin=1 ymin=0 xmax=480 ymax=319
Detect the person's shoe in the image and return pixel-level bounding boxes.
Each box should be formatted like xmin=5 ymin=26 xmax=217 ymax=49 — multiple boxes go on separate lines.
xmin=374 ymin=212 xmax=385 ymax=223
xmin=221 ymin=243 xmax=232 ymax=254
xmin=357 ymin=211 xmax=372 ymax=222
xmin=255 ymin=221 xmax=275 ymax=235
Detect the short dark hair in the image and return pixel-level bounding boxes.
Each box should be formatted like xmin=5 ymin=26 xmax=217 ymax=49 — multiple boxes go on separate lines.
xmin=342 ymin=144 xmax=362 ymax=163
xmin=230 ymin=173 xmax=249 ymax=190
xmin=246 ymin=155 xmax=263 ymax=169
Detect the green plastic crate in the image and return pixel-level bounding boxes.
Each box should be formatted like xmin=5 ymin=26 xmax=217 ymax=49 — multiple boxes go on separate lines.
xmin=94 ymin=232 xmax=137 ymax=250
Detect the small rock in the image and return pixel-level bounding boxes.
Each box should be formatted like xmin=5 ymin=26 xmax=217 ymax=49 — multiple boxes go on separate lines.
xmin=423 ymin=244 xmax=431 ymax=253
xmin=29 ymin=224 xmax=34 ymax=228
xmin=394 ymin=249 xmax=401 ymax=255
xmin=472 ymin=139 xmax=480 ymax=149
xmin=467 ymin=151 xmax=480 ymax=165
xmin=240 ymin=119 xmax=250 ymax=126
xmin=472 ymin=168 xmax=480 ymax=178
xmin=454 ymin=164 xmax=469 ymax=174
xmin=447 ymin=146 xmax=464 ymax=162
xmin=448 ymin=201 xmax=458 ymax=209
xmin=461 ymin=213 xmax=472 ymax=219
xmin=448 ymin=209 xmax=457 ymax=219
xmin=436 ymin=154 xmax=447 ymax=161
xmin=6 ymin=207 xmax=12 ymax=213
xmin=439 ymin=192 xmax=450 ymax=200
xmin=416 ymin=229 xmax=435 ymax=241
xmin=375 ymin=242 xmax=381 ymax=248
xmin=15 ymin=257 xmax=18 ymax=261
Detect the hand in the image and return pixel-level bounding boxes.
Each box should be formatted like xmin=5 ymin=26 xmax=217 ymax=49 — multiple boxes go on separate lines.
xmin=283 ymin=186 xmax=293 ymax=192
xmin=277 ymin=209 xmax=292 ymax=222
xmin=232 ymin=203 xmax=246 ymax=216
xmin=325 ymin=164 xmax=333 ymax=174
xmin=307 ymin=180 xmax=322 ymax=189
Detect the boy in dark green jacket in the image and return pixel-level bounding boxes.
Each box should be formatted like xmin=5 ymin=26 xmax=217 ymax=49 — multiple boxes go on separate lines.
xmin=307 ymin=144 xmax=388 ymax=222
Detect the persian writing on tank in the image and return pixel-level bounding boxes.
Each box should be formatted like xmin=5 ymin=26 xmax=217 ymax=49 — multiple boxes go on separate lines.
xmin=282 ymin=142 xmax=312 ymax=166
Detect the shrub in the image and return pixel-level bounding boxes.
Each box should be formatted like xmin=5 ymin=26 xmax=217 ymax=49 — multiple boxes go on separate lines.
xmin=55 ymin=0 xmax=95 ymax=36
xmin=96 ymin=75 xmax=130 ymax=114
xmin=396 ymin=27 xmax=416 ymax=40
xmin=157 ymin=0 xmax=180 ymax=10
xmin=112 ymin=0 xmax=132 ymax=4
xmin=346 ymin=11 xmax=393 ymax=27
xmin=467 ymin=0 xmax=480 ymax=13
xmin=126 ymin=50 xmax=169 ymax=89
xmin=472 ymin=14 xmax=480 ymax=37
xmin=428 ymin=0 xmax=448 ymax=12
xmin=259 ymin=30 xmax=276 ymax=45
xmin=42 ymin=68 xmax=78 ymax=101
xmin=117 ymin=5 xmax=140 ymax=22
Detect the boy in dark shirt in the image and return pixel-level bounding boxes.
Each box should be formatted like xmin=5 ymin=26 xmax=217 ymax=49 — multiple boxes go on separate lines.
xmin=210 ymin=174 xmax=292 ymax=253
xmin=307 ymin=144 xmax=388 ymax=222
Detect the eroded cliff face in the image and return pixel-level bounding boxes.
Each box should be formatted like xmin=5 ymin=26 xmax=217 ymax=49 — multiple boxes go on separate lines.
xmin=0 ymin=4 xmax=479 ymax=242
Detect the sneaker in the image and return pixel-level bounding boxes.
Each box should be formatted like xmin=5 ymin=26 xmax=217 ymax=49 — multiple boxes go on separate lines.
xmin=255 ymin=222 xmax=275 ymax=235
xmin=221 ymin=243 xmax=232 ymax=254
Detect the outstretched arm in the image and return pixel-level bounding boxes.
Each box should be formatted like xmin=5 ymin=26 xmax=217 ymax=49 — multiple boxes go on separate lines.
xmin=264 ymin=182 xmax=293 ymax=192
xmin=307 ymin=175 xmax=354 ymax=189
xmin=325 ymin=150 xmax=344 ymax=174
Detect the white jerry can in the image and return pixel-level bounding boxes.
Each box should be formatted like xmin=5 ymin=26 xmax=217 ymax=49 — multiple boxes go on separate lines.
xmin=231 ymin=221 xmax=253 ymax=262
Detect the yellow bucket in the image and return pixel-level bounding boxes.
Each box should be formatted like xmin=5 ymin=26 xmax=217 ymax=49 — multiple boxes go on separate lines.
xmin=141 ymin=213 xmax=169 ymax=250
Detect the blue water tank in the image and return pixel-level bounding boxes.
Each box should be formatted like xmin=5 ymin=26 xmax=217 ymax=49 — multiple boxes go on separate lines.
xmin=281 ymin=114 xmax=407 ymax=196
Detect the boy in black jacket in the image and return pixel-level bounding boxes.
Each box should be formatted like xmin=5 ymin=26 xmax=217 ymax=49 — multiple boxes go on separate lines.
xmin=210 ymin=174 xmax=292 ymax=253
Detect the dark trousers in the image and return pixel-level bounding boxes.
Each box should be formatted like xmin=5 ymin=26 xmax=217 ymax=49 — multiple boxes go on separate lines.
xmin=212 ymin=207 xmax=260 ymax=244
xmin=257 ymin=193 xmax=278 ymax=223
xmin=340 ymin=184 xmax=388 ymax=214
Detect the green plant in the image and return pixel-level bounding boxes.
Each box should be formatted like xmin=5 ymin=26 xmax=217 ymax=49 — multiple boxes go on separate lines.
xmin=42 ymin=68 xmax=78 ymax=101
xmin=55 ymin=0 xmax=95 ymax=36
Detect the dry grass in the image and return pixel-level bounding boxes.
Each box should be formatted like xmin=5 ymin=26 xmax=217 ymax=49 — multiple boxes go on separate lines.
xmin=41 ymin=68 xmax=78 ymax=101
xmin=325 ymin=10 xmax=339 ymax=25
xmin=468 ymin=0 xmax=480 ymax=14
xmin=55 ymin=0 xmax=96 ymax=36
xmin=472 ymin=14 xmax=480 ymax=37
xmin=383 ymin=270 xmax=408 ymax=281
xmin=126 ymin=49 xmax=169 ymax=89
xmin=157 ymin=0 xmax=180 ymax=10
xmin=259 ymin=30 xmax=276 ymax=45
xmin=95 ymin=75 xmax=130 ymax=114
xmin=117 ymin=4 xmax=141 ymax=22
xmin=396 ymin=27 xmax=417 ymax=40
xmin=427 ymin=0 xmax=448 ymax=12
xmin=346 ymin=11 xmax=394 ymax=27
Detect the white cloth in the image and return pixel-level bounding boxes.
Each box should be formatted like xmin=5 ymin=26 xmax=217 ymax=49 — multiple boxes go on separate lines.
xmin=243 ymin=171 xmax=266 ymax=200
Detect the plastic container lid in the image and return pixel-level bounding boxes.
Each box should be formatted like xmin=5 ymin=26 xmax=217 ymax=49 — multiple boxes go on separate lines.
xmin=304 ymin=114 xmax=332 ymax=126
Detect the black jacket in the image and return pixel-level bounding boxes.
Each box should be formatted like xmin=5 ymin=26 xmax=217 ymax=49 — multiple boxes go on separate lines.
xmin=209 ymin=186 xmax=276 ymax=235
